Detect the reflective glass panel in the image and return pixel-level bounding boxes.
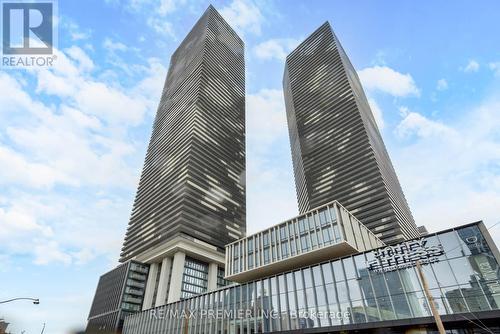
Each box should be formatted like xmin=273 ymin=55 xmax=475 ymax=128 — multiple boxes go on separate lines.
xmin=322 ymin=263 xmax=334 ymax=284
xmin=342 ymin=257 xmax=356 ymax=280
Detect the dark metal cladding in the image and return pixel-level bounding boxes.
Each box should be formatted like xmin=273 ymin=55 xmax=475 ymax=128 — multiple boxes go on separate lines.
xmin=86 ymin=261 xmax=149 ymax=333
xmin=283 ymin=22 xmax=419 ymax=244
xmin=120 ymin=5 xmax=245 ymax=262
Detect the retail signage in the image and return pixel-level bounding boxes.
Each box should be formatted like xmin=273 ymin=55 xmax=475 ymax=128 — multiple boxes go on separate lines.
xmin=367 ymin=238 xmax=444 ymax=273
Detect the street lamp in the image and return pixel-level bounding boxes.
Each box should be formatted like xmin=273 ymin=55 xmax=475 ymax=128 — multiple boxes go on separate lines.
xmin=0 ymin=297 xmax=40 ymax=305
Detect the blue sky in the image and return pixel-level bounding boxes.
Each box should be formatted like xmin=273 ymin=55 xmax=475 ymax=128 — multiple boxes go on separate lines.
xmin=1 ymin=0 xmax=499 ymax=332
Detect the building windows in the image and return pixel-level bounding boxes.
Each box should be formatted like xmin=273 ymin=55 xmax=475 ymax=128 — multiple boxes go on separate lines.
xmin=124 ymin=225 xmax=497 ymax=333
xmin=280 ymin=225 xmax=287 ymax=240
xmin=318 ymin=209 xmax=329 ymax=226
xmin=281 ymin=241 xmax=289 ymax=259
xmin=181 ymin=257 xmax=209 ymax=300
xmin=322 ymin=226 xmax=333 ymax=244
xmin=263 ymin=247 xmax=270 ymax=265
xmin=333 ymin=223 xmax=341 ymax=243
xmin=298 ymin=218 xmax=307 ymax=234
xmin=227 ymin=202 xmax=383 ymax=279
xmin=290 ymin=238 xmax=296 ymax=256
xmin=217 ymin=267 xmax=229 ymax=288
xmin=263 ymin=232 xmax=270 ymax=247
xmin=300 ymin=235 xmax=310 ymax=252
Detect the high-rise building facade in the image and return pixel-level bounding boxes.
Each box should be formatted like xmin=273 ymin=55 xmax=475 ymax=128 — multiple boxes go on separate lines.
xmin=86 ymin=261 xmax=149 ymax=333
xmin=107 ymin=5 xmax=243 ymax=311
xmin=283 ymin=22 xmax=419 ymax=244
xmin=120 ymin=5 xmax=245 ymax=263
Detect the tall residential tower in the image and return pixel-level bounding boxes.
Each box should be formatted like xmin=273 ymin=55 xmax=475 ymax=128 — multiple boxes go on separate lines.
xmin=283 ymin=22 xmax=419 ymax=244
xmin=120 ymin=5 xmax=245 ymax=307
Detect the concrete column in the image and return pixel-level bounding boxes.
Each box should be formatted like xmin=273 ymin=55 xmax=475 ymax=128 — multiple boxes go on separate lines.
xmin=208 ymin=262 xmax=218 ymax=291
xmin=154 ymin=257 xmax=172 ymax=307
xmin=142 ymin=262 xmax=159 ymax=310
xmin=166 ymin=251 xmax=186 ymax=304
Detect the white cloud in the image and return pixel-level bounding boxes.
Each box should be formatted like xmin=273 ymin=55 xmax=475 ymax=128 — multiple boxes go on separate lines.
xmin=220 ymin=0 xmax=263 ymax=36
xmin=254 ymin=38 xmax=300 ymax=61
xmin=436 ymin=78 xmax=448 ymax=91
xmin=147 ymin=17 xmax=175 ymax=37
xmin=61 ymin=17 xmax=92 ymax=41
xmin=463 ymin=59 xmax=480 ymax=73
xmin=246 ymin=89 xmax=287 ymax=146
xmin=489 ymin=62 xmax=500 ymax=77
xmin=75 ymin=81 xmax=148 ymax=125
xmin=367 ymin=98 xmax=384 ymax=130
xmin=111 ymin=0 xmax=185 ymax=15
xmin=392 ymin=96 xmax=500 ymax=244
xmin=396 ymin=109 xmax=458 ymax=139
xmin=0 ymin=145 xmax=74 ymax=188
xmin=65 ymin=46 xmax=95 ymax=72
xmin=246 ymin=156 xmax=298 ymax=234
xmin=110 ymin=0 xmax=190 ymax=38
xmin=158 ymin=0 xmax=184 ymax=16
xmin=33 ymin=241 xmax=72 ymax=265
xmin=0 ymin=45 xmax=167 ymax=266
xmin=0 ymin=206 xmax=53 ymax=239
xmin=245 ymin=89 xmax=298 ymax=233
xmin=358 ymin=66 xmax=420 ymax=97
xmin=103 ymin=37 xmax=128 ymax=52
xmin=0 ymin=72 xmax=51 ymax=116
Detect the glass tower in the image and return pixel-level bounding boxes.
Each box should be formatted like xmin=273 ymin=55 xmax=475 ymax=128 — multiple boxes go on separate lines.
xmin=120 ymin=5 xmax=245 ymax=262
xmin=283 ymin=22 xmax=419 ymax=244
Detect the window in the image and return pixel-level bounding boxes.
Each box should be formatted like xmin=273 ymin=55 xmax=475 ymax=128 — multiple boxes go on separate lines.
xmin=181 ymin=257 xmax=209 ymax=299
xmin=263 ymin=247 xmax=270 ymax=264
xmin=294 ymin=271 xmax=304 ymax=290
xmin=437 ymin=231 xmax=462 ymax=259
xmin=333 ymin=223 xmax=341 ymax=242
xmin=322 ymin=263 xmax=333 ymax=284
xmin=300 ymin=235 xmax=309 ymax=252
xmin=248 ymin=238 xmax=254 ymax=254
xmin=303 ymin=268 xmax=313 ymax=288
xmin=342 ymin=257 xmax=356 ymax=280
xmin=399 ymin=267 xmax=422 ymax=292
xmin=332 ymin=260 xmax=345 ymax=281
xmin=318 ymin=209 xmax=328 ymax=226
xmin=310 ymin=231 xmax=318 ymax=249
xmin=329 ymin=207 xmax=337 ymax=222
xmin=280 ymin=225 xmax=287 ymax=240
xmin=322 ymin=226 xmax=332 ymax=244
xmin=457 ymin=225 xmax=490 ymax=256
xmin=281 ymin=241 xmax=289 ymax=258
xmin=290 ymin=238 xmax=296 ymax=255
xmin=263 ymin=232 xmax=269 ymax=247
xmin=347 ymin=279 xmax=362 ymax=300
xmin=432 ymin=261 xmax=458 ymax=287
xmin=308 ymin=216 xmax=316 ymax=230
xmin=448 ymin=257 xmax=477 ymax=284
xmin=234 ymin=244 xmax=239 ymax=257
xmin=298 ymin=218 xmax=307 ymax=234
xmin=233 ymin=258 xmax=239 ymax=273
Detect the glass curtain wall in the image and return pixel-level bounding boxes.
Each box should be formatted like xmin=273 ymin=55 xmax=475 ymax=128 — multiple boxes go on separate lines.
xmin=123 ymin=224 xmax=500 ymax=334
